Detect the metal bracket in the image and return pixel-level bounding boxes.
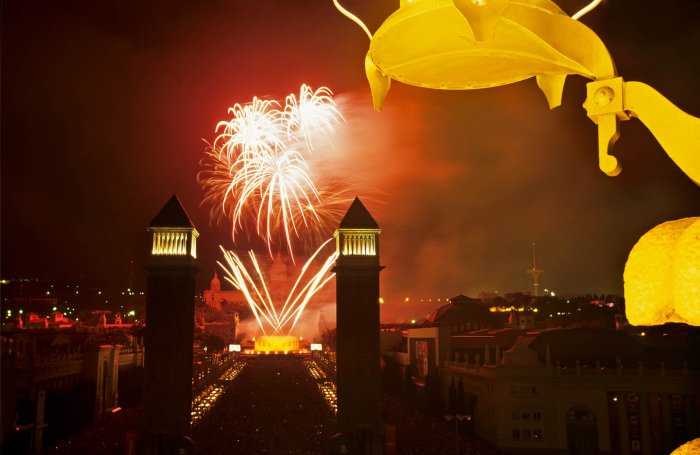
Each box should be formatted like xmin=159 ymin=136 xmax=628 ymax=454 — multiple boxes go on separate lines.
xmin=584 ymin=77 xmax=700 ymax=184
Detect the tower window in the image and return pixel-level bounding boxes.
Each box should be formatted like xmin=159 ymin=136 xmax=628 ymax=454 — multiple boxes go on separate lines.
xmin=340 ymin=232 xmax=377 ymax=256
xmin=151 ymin=230 xmax=197 ymax=258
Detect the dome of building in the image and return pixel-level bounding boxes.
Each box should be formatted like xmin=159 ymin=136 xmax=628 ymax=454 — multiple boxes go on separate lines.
xmin=210 ymin=271 xmax=221 ymax=292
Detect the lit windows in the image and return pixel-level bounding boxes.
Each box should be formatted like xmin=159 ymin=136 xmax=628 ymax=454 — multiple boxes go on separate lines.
xmin=150 ymin=229 xmax=198 ymax=258
xmin=338 ymin=231 xmax=378 ymax=256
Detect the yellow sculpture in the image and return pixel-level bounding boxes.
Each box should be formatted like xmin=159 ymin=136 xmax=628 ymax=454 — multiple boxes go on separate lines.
xmin=624 ymin=217 xmax=700 ymax=326
xmin=670 ymin=438 xmax=700 ymax=455
xmin=336 ymin=0 xmax=700 ymax=184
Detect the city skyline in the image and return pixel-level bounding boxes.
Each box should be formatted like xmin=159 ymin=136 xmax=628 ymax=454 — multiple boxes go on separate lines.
xmin=2 ymin=0 xmax=698 ymax=321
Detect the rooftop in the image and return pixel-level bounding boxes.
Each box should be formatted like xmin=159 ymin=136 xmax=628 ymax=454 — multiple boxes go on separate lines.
xmin=149 ymin=195 xmax=196 ymax=228
xmin=338 ymin=197 xmax=379 ymax=229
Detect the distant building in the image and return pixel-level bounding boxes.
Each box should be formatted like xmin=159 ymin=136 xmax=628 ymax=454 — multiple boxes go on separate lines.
xmin=202 ymin=253 xmax=335 ymax=324
xmin=202 ymin=272 xmax=245 ymax=312
xmin=404 ymin=325 xmax=700 ymax=454
xmin=334 ymin=197 xmax=384 ymax=453
xmin=0 ymin=326 xmax=144 ymax=450
xmin=317 ymin=310 xmax=329 ymax=341
xmin=424 ymin=294 xmax=500 ymax=335
xmin=507 ymin=310 xmax=536 ymax=330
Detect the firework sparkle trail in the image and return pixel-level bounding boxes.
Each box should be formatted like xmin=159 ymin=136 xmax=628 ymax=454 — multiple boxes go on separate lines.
xmin=213 ymin=97 xmax=284 ymax=162
xmin=199 ymin=84 xmax=345 ymax=259
xmin=202 ymin=84 xmax=349 ymax=337
xmin=218 ymin=239 xmax=338 ymax=336
xmin=284 ymin=85 xmax=342 ymax=150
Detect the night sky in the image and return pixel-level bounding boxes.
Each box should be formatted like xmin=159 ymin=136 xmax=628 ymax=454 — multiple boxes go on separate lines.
xmin=3 ymin=0 xmax=699 ymax=320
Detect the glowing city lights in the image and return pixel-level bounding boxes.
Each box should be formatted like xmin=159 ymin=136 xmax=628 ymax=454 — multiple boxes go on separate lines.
xmin=191 ymin=360 xmax=247 ymax=425
xmin=490 ymin=306 xmax=538 ymax=313
xmin=305 ymin=359 xmax=337 ymax=414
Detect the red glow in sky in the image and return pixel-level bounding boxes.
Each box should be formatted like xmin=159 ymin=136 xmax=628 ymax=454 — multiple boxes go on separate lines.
xmin=2 ymin=0 xmax=698 ymax=322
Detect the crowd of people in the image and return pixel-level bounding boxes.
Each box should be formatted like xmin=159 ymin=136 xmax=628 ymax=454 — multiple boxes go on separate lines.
xmin=191 ymin=355 xmax=337 ymax=454
xmin=44 ymin=353 xmax=505 ymax=454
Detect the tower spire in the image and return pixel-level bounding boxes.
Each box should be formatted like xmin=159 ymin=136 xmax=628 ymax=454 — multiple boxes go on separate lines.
xmin=526 ymin=242 xmax=544 ymax=297
xmin=143 ymin=195 xmax=199 ymax=450
xmin=532 ymin=242 xmax=537 ymax=268
xmin=333 ymin=197 xmax=384 ymax=453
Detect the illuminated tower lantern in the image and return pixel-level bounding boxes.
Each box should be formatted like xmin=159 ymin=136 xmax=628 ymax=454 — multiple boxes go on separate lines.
xmin=143 ymin=195 xmax=199 ymax=452
xmin=333 ymin=197 xmax=384 ymax=454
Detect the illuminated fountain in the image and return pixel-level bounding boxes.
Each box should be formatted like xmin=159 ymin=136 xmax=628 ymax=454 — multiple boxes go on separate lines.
xmin=218 ymin=241 xmax=337 ymax=354
xmin=254 ymin=335 xmax=301 ymax=354
xmin=199 ymin=84 xmax=350 ymax=350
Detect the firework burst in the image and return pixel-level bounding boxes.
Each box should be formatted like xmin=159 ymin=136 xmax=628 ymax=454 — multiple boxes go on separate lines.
xmin=284 ymin=85 xmax=342 ymax=150
xmin=199 ymin=84 xmax=347 ymax=258
xmin=213 ymin=97 xmax=284 ymax=162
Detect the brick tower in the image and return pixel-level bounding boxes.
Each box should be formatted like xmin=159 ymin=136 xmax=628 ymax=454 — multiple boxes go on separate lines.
xmin=333 ymin=197 xmax=384 ymax=454
xmin=142 ymin=195 xmax=199 ymax=453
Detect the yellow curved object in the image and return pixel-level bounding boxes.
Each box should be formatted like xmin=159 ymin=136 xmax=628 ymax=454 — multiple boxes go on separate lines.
xmin=624 ymin=217 xmax=700 ymax=326
xmin=335 ymin=0 xmax=700 ymax=329
xmin=368 ymin=0 xmax=615 ymax=94
xmin=671 ymin=438 xmax=700 ymax=455
xmin=341 ymin=0 xmax=700 ymax=185
xmin=365 ymin=52 xmax=391 ymax=112
xmin=674 ymin=219 xmax=700 ymax=323
xmin=624 ymin=82 xmax=700 ymax=185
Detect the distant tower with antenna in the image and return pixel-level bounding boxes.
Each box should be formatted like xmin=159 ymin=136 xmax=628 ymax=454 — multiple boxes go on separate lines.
xmin=526 ymin=242 xmax=543 ymax=297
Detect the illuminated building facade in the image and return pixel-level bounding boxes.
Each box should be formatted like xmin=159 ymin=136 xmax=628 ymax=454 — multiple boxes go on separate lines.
xmin=404 ymin=326 xmax=700 ymax=454
xmin=143 ymin=195 xmax=199 ymax=451
xmin=334 ymin=197 xmax=384 ymax=453
xmin=202 ymin=271 xmax=245 ymax=312
xmin=0 ymin=328 xmax=144 ymax=451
